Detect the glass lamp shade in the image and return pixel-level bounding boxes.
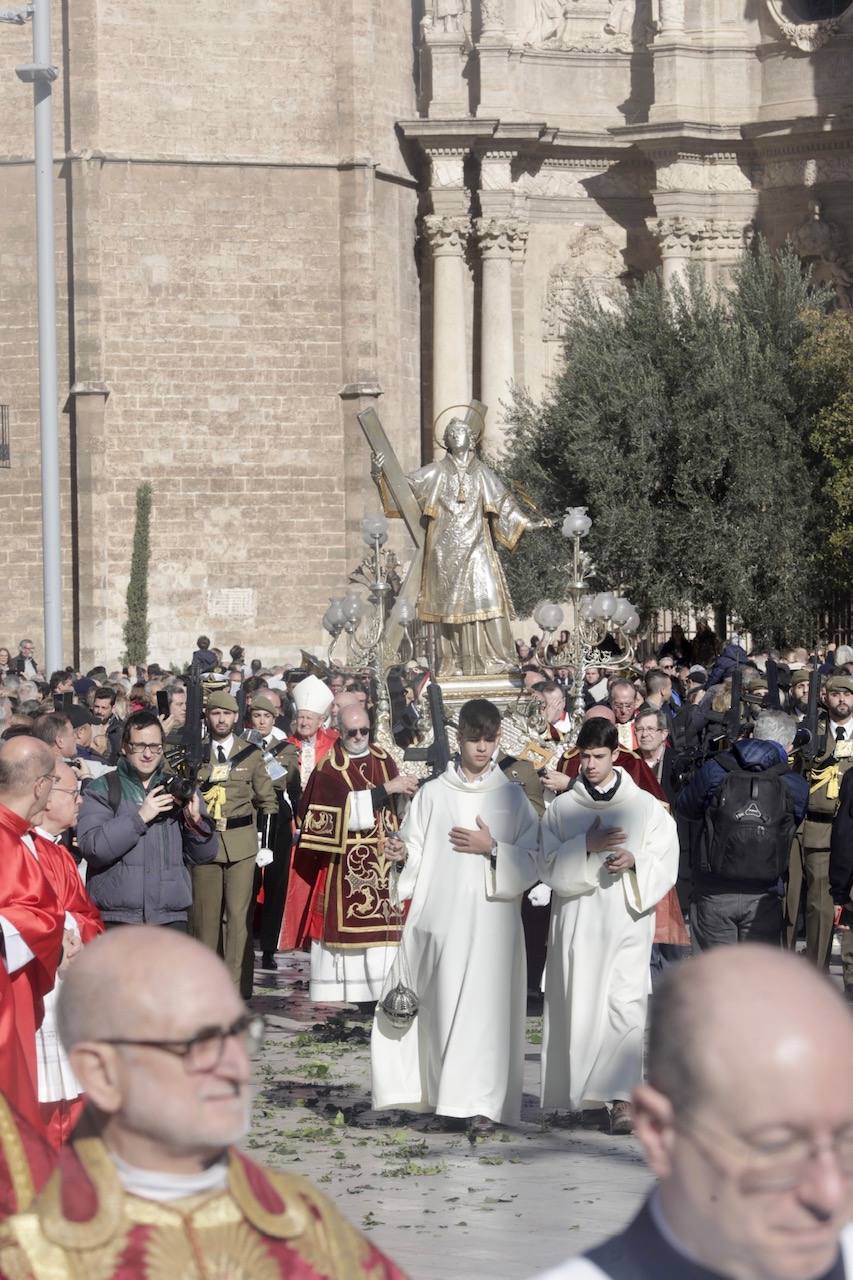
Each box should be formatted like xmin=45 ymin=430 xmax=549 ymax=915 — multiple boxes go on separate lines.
xmin=396 ymin=600 xmax=415 ymax=626
xmin=595 ymin=592 xmax=617 ymax=621
xmin=611 ymin=597 xmax=632 ymax=626
xmin=321 ymin=610 xmax=336 ymax=635
xmin=326 ymin=598 xmax=346 ymax=628
xmin=362 ymin=513 xmax=389 ymax=547
xmin=562 ymin=507 xmax=592 ymax=539
xmin=533 ymin=600 xmax=549 ymax=628
xmin=538 ymin=603 xmax=564 ymax=632
xmin=622 ymin=609 xmax=640 ymax=634
xmin=341 ymin=592 xmax=366 ymax=624
xmin=579 ymin=597 xmax=597 ymax=623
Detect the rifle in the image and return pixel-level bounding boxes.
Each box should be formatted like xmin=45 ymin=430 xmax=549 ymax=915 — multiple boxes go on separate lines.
xmin=797 ymin=663 xmax=821 ymax=764
xmin=724 ymin=663 xmax=744 ymax=748
xmin=403 ymin=682 xmax=452 ymax=778
xmin=162 ymin=661 xmax=205 ymax=799
xmin=764 ymin=658 xmax=782 ymax=710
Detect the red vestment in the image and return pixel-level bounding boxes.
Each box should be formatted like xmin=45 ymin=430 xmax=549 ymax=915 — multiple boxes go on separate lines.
xmin=557 ymin=749 xmax=689 ymax=946
xmin=0 ymin=1132 xmax=405 ymax=1278
xmin=0 ymin=805 xmax=64 ymax=1130
xmin=0 ymin=1093 xmax=55 ymax=1217
xmin=31 ymin=835 xmax=103 ymax=945
xmin=280 ymin=743 xmax=400 ymax=952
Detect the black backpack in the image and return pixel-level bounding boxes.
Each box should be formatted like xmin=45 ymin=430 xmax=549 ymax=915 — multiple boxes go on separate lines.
xmin=702 ymin=754 xmax=795 ymax=882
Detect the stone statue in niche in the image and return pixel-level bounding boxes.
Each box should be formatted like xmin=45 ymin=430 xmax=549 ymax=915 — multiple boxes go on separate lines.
xmin=423 ymin=0 xmax=471 ymax=33
xmin=521 ymin=0 xmax=639 ymax=48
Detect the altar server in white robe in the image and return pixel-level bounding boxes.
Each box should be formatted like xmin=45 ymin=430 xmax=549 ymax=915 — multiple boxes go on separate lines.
xmin=371 ymin=699 xmax=539 ymax=1135
xmin=537 ymin=716 xmax=678 ymax=1132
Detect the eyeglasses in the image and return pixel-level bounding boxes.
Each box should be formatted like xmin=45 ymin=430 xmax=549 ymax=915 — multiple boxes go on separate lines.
xmin=125 ymin=743 xmax=164 ymax=756
xmin=51 ymin=783 xmax=81 ymax=797
xmin=99 ymin=1012 xmax=265 ymax=1073
xmin=679 ymin=1112 xmax=853 ymax=1192
xmin=36 ymin=772 xmax=60 ymax=787
xmin=343 ymin=727 xmax=370 ymax=740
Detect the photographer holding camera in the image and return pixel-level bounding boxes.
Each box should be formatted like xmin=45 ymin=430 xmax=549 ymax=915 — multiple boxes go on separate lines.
xmin=77 ymin=711 xmax=219 ymax=930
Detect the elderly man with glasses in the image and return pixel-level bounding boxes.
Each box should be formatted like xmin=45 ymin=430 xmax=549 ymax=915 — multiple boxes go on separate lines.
xmin=534 ymin=945 xmax=853 ymax=1280
xmin=0 ymin=926 xmax=403 ymax=1278
xmin=282 ymin=701 xmax=418 ymax=1010
xmin=77 ymin=710 xmax=219 ymax=933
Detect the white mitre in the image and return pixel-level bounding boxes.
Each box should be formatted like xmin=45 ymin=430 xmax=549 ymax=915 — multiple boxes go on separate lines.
xmin=293 ymin=674 xmax=334 ymax=716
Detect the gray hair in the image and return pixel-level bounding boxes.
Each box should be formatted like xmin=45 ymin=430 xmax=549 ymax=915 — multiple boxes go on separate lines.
xmin=836 ymin=645 xmax=853 ymax=667
xmin=754 ymin=709 xmax=797 ymax=749
xmin=635 ymin=705 xmax=669 ymax=732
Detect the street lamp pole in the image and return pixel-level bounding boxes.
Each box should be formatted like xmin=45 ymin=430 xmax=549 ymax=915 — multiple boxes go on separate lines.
xmin=12 ymin=0 xmax=62 ymax=671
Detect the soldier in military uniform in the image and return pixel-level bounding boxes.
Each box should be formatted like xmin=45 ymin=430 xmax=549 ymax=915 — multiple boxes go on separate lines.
xmin=243 ymin=693 xmax=300 ymax=972
xmin=189 ymin=690 xmax=278 ymax=997
xmin=789 ymin=673 xmax=853 ymax=970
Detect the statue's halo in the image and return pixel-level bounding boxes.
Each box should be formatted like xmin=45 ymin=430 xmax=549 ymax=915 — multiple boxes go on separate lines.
xmin=433 ymin=403 xmax=485 ymax=451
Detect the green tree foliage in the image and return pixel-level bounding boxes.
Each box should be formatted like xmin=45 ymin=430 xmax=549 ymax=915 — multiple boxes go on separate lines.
xmin=499 ymin=241 xmax=834 ymax=646
xmin=794 ymin=308 xmax=853 ymax=567
xmin=123 ymin=483 xmax=153 ymax=666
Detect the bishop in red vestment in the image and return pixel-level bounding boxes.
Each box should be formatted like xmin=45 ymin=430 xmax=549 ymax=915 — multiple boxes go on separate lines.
xmin=282 ymin=705 xmax=415 ymax=1003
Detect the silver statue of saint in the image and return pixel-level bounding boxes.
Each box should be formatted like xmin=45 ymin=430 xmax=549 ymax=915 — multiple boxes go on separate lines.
xmin=373 ymin=416 xmax=547 ymax=678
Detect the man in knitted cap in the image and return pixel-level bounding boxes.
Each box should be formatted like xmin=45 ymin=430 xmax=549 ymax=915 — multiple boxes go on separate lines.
xmin=287 ymin=673 xmax=339 ymax=789
xmin=190 ymin=690 xmax=277 ymax=997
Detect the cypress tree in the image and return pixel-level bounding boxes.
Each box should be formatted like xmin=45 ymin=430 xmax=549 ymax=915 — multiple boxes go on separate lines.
xmin=123 ymin=483 xmax=153 ymax=666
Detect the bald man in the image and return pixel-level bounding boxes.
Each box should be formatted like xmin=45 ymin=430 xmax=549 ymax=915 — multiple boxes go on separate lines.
xmin=535 ymin=946 xmax=853 ymax=1280
xmin=0 ymin=738 xmax=65 ymax=1131
xmin=0 ymin=927 xmax=403 ymax=1278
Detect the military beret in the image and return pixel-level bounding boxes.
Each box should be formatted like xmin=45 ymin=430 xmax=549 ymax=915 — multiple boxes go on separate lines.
xmin=826 ymin=673 xmax=853 ymax=695
xmin=206 ymin=690 xmax=239 ymax=712
xmin=789 ymin=668 xmax=812 ymax=685
xmin=251 ymin=694 xmax=278 ymax=716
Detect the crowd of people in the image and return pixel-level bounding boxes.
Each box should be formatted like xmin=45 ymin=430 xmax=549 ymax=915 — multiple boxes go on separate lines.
xmin=0 ymin=624 xmax=851 ymax=1279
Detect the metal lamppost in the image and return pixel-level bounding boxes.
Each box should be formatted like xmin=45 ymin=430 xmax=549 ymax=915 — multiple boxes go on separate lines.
xmin=2 ymin=0 xmax=63 ymax=670
xmin=531 ymin=506 xmax=640 ymax=741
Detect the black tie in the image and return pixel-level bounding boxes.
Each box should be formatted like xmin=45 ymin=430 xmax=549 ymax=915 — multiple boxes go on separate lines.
xmin=837 ymin=727 xmax=846 ymax=743
xmin=217 ymin=745 xmax=226 ymax=763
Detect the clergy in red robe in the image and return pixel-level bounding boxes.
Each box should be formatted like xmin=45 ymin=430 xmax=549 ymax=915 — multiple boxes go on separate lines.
xmin=282 ymin=703 xmax=417 ymax=1003
xmin=0 ymin=739 xmax=66 ymax=1131
xmin=286 ymin=674 xmax=339 ymax=789
xmin=30 ymin=760 xmax=104 ymax=1148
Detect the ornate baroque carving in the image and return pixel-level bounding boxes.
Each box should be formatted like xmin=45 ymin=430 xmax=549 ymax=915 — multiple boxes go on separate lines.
xmin=422 ymin=214 xmax=471 ymax=254
xmin=649 ymin=217 xmax=755 ymax=256
xmin=756 ymin=152 xmax=853 ymax=190
xmin=763 ymin=0 xmax=848 ymax=51
xmin=475 ymin=215 xmax=530 ymax=258
xmin=480 ymin=0 xmax=506 ymax=30
xmin=520 ymin=0 xmax=644 ymax=50
xmin=791 ymin=200 xmax=853 ymax=314
xmin=542 ymin=226 xmax=625 ymax=341
xmin=517 ymin=161 xmax=643 ymax=198
xmin=655 ymin=157 xmax=753 ymax=195
xmin=422 ymin=0 xmax=472 ymax=36
xmin=428 ymin=149 xmax=467 ymax=189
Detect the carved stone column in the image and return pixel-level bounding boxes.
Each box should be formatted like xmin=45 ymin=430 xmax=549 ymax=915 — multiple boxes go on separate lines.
xmin=475 ymin=215 xmax=528 ymax=456
xmin=649 ymin=216 xmax=754 ymax=288
xmin=423 ymin=214 xmax=471 ymax=443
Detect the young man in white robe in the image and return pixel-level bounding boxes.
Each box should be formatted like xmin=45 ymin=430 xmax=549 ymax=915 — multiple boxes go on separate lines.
xmin=370 ymin=698 xmax=539 ymax=1136
xmin=537 ymin=716 xmax=678 ymax=1135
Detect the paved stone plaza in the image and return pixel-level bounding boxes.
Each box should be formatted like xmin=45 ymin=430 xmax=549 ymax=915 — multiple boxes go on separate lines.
xmin=246 ymin=955 xmax=652 ymax=1280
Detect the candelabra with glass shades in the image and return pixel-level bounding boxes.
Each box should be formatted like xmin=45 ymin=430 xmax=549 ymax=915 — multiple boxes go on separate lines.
xmin=530 ymin=506 xmax=640 ymax=743
xmin=321 ymin=513 xmax=417 ymax=732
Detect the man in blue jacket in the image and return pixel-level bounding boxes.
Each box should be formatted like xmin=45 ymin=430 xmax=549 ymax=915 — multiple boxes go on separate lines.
xmin=77 ymin=711 xmax=219 ymax=929
xmin=677 ymin=710 xmax=808 ymax=950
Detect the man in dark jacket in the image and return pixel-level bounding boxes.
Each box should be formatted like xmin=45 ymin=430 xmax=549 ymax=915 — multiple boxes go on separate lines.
xmin=677 ymin=710 xmax=808 ymax=950
xmin=77 ymin=711 xmax=219 ymax=929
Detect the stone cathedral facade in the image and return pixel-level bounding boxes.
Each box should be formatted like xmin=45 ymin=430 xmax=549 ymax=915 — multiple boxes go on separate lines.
xmin=0 ymin=0 xmax=850 ymax=665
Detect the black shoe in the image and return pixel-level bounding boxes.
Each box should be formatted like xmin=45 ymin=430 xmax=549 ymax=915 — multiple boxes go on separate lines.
xmin=260 ymin=951 xmax=278 ymax=971
xmin=610 ymin=1101 xmax=633 ymax=1135
xmin=467 ymin=1114 xmax=496 ymax=1139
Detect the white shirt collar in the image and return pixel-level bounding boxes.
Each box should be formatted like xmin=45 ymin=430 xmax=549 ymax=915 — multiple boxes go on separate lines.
xmin=830 ymin=718 xmax=853 ymax=741
xmin=454 ymin=755 xmax=499 ymax=786
xmin=109 ymin=1150 xmax=228 ymax=1202
xmin=212 ymin=734 xmax=234 ymax=759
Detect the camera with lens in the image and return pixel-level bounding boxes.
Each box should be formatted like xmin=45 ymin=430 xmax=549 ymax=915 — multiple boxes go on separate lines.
xmin=163 ymin=773 xmax=195 ymax=804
